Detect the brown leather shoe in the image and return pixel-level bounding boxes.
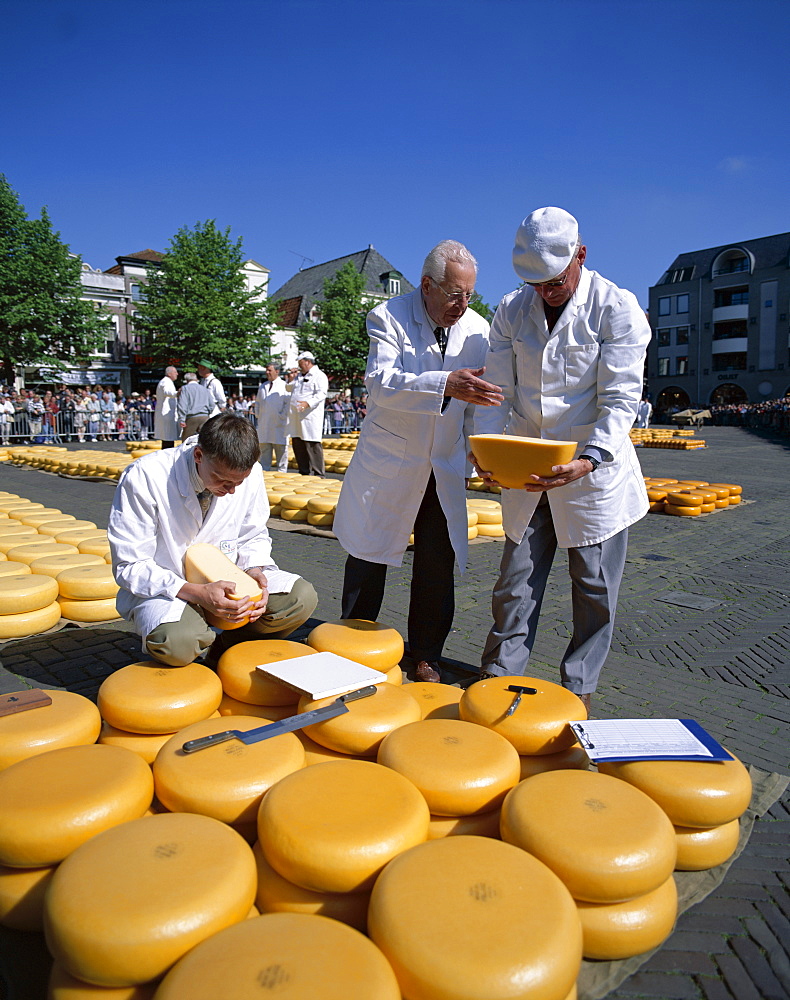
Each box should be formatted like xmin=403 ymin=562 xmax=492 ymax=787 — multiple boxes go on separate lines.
xmin=580 ymin=693 xmax=592 ymax=716
xmin=415 ymin=660 xmax=442 ymax=683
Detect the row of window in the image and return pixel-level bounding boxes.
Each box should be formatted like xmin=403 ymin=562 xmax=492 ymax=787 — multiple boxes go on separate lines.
xmin=657 ymin=294 xmax=689 ymax=316
xmin=657 ymin=327 xmax=689 ymax=347
xmin=656 ymin=352 xmax=749 ymax=377
xmin=657 ymin=286 xmax=754 ymax=317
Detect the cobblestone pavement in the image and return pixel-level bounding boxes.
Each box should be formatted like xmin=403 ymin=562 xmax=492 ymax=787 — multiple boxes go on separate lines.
xmin=1 ymin=426 xmax=788 ymax=999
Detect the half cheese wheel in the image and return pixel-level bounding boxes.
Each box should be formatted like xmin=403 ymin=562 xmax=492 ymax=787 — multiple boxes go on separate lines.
xmin=377 ymin=719 xmax=520 ymax=816
xmin=44 ymin=813 xmax=257 ymax=987
xmin=153 ymin=716 xmax=305 ymax=826
xmin=56 ymin=564 xmax=119 ymax=600
xmin=258 ymin=759 xmax=430 ymax=893
xmin=217 ymin=639 xmax=307 ymax=706
xmin=501 ymin=770 xmax=677 ymax=902
xmin=0 ymin=573 xmax=58 ymax=614
xmin=6 ymin=541 xmax=79 ymax=565
xmin=428 ymin=808 xmax=501 ymax=840
xmin=0 ymin=744 xmax=153 ymax=867
xmin=468 ymin=434 xmax=578 ymax=488
xmin=48 ymin=964 xmax=158 ymax=999
xmin=0 ymin=862 xmax=56 ymax=931
xmin=29 ymin=552 xmax=105 ymax=578
xmin=153 ymin=912 xmax=401 ymax=1000
xmin=307 ymin=618 xmax=404 ymax=670
xmin=0 ymin=600 xmax=61 ymax=638
xmin=97 ymin=661 xmax=223 ymax=735
xmin=0 ymin=689 xmax=101 ymax=771
xmin=368 ymin=836 xmax=582 ymax=1000
xmin=0 ymin=560 xmax=31 ymax=579
xmin=183 ymin=542 xmax=263 ymax=630
xmin=674 ymin=818 xmax=740 ymax=870
xmin=597 ymin=755 xmax=752 ymax=828
xmin=402 ymin=681 xmax=463 ymax=719
xmin=57 ymin=595 xmax=120 ymax=622
xmin=37 ymin=519 xmax=98 ymax=537
xmin=298 ymin=683 xmax=420 ymax=756
xmin=576 ymin=875 xmax=678 ymax=960
xmin=459 ymin=675 xmax=585 ymax=754
xmin=252 ymin=841 xmax=370 ymax=932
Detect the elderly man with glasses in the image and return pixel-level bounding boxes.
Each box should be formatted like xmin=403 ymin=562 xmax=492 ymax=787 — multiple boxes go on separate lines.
xmin=470 ymin=208 xmax=651 ymax=712
xmin=334 ymin=239 xmax=503 ymax=683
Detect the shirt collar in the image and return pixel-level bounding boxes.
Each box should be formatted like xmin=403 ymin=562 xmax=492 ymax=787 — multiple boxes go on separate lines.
xmin=188 ymin=452 xmax=207 ymax=494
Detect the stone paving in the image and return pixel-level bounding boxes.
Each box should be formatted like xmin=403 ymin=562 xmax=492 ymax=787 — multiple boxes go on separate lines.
xmin=0 ymin=425 xmax=788 ymax=999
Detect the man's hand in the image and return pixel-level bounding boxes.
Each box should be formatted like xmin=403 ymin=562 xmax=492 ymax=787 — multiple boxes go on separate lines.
xmin=296 ymin=401 xmax=309 ymax=413
xmin=468 ymin=449 xmax=504 ymax=488
xmin=520 ymin=458 xmax=596 ymax=492
xmin=177 ymin=577 xmax=267 ymax=624
xmin=244 ymin=568 xmax=270 ymax=622
xmin=445 ymin=368 xmax=504 ymax=407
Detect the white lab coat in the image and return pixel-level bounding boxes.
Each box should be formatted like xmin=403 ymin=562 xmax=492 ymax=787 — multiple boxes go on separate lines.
xmin=108 ymin=441 xmax=297 ymax=645
xmin=474 ymin=267 xmax=650 ymax=548
xmin=255 ymin=377 xmax=290 ymax=444
xmin=201 ymin=373 xmax=226 ymax=416
xmin=288 ymin=365 xmax=328 ymax=442
xmin=153 ymin=376 xmax=179 ymax=441
xmin=333 ymin=289 xmax=490 ymax=570
xmin=634 ymin=399 xmax=653 ymax=428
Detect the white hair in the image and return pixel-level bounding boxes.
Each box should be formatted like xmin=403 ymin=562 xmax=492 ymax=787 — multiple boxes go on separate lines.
xmin=421 ymin=240 xmax=478 ymax=283
xmin=184 ymin=372 xmax=198 ymax=382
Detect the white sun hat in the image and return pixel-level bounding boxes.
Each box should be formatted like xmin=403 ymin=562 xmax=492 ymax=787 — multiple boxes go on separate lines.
xmin=512 ymin=207 xmax=579 ymax=283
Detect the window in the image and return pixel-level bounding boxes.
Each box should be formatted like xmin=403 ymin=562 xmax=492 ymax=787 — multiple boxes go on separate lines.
xmin=660 ymin=267 xmax=694 ymax=284
xmin=388 ymin=278 xmax=401 ymax=296
xmin=658 ymin=297 xmax=671 ymax=316
xmin=657 ymin=329 xmax=671 ymax=347
xmin=714 ymin=286 xmax=748 ymax=307
xmin=676 ymin=327 xmax=689 ymax=345
xmin=713 ymin=250 xmax=751 ymax=276
xmin=131 ymin=283 xmax=143 ymax=302
xmin=676 ymin=294 xmax=689 ymax=314
xmin=712 ymin=352 xmax=747 ymax=372
xmin=658 ymin=357 xmax=670 ymax=376
xmin=713 ymin=320 xmax=748 ymax=340
xmin=676 ymin=356 xmax=688 ymax=375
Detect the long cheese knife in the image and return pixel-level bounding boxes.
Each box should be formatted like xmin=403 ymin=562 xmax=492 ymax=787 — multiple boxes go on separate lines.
xmin=181 ymin=685 xmax=377 ymax=753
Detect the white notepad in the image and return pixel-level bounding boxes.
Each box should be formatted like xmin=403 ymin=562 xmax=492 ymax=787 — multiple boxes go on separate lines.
xmin=568 ymin=718 xmax=733 ymax=763
xmin=255 ymin=651 xmax=387 ymax=700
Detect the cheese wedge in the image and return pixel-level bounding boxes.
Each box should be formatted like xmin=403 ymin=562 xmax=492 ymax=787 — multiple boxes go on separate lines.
xmin=183 ymin=543 xmax=262 ymax=630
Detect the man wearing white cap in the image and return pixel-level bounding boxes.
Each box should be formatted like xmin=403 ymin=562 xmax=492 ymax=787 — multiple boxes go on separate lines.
xmin=286 ymin=351 xmax=329 ymax=476
xmin=471 ymin=208 xmax=650 ymax=711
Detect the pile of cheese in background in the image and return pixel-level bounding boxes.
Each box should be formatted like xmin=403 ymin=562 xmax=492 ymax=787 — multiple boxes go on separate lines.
xmin=643 ymin=478 xmax=744 ymax=516
xmin=631 ymin=428 xmax=706 ymax=450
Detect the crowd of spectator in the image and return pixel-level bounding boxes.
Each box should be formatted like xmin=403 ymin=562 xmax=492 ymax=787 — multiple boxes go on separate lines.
xmin=324 ymin=393 xmax=367 ymax=435
xmin=654 ymin=396 xmax=790 ymax=436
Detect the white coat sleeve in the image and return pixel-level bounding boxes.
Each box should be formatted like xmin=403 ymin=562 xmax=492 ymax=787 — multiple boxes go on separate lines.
xmin=473 ymin=301 xmax=518 ymax=436
xmin=364 ymin=309 xmax=448 ymax=415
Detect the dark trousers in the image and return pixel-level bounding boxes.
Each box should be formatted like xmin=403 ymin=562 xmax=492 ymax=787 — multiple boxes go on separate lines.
xmin=341 ymin=473 xmax=455 ymax=663
xmin=291 ymin=437 xmax=325 ymax=477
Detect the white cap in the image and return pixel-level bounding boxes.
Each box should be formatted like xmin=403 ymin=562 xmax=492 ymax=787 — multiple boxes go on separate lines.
xmin=512 ymin=207 xmax=579 ymax=283
xmin=296 ymin=351 xmax=315 ymax=361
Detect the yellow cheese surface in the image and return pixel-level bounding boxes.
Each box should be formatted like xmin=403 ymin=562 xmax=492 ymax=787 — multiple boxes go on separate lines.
xmin=0 ymin=862 xmax=56 ymax=931
xmin=50 ymin=528 xmax=108 ymax=546
xmin=98 ymin=721 xmax=178 ymax=766
xmin=298 ymin=683 xmax=421 ymax=756
xmin=519 ymin=743 xmax=590 ymax=780
xmin=0 ymin=744 xmax=153 ymax=867
xmin=0 ymin=600 xmax=62 ymax=638
xmin=402 ymin=681 xmax=463 ymax=720
xmin=500 ymin=769 xmax=677 ymax=902
xmin=368 ymin=835 xmax=582 ymax=1000
xmin=306 ymin=618 xmax=404 ymax=669
xmin=0 ymin=561 xmax=31 ymax=579
xmin=576 ymin=875 xmax=678 ymax=960
xmin=0 ymin=573 xmax=59 ymax=614
xmin=0 ymin=533 xmax=47 ymax=555
xmin=217 ymin=694 xmax=294 ymax=721
xmin=37 ymin=519 xmax=97 ymax=537
xmin=258 ymin=759 xmax=430 ymax=893
xmin=183 ymin=542 xmax=263 ymax=630
xmin=48 ymin=964 xmax=158 ymax=999
xmin=469 ymin=434 xmax=578 ymax=488
xmin=57 ymin=595 xmax=120 ymax=622
xmin=28 ymin=552 xmax=105 ymax=579
xmin=56 ymin=564 xmax=119 ymax=600
xmin=217 ymin=639 xmax=308 ymax=706
xmin=0 ymin=688 xmax=101 ymax=771
xmin=44 ymin=812 xmax=257 ymax=987
xmin=674 ymin=818 xmax=740 ymax=870
xmin=428 ymin=808 xmax=501 ymax=841
xmin=6 ymin=541 xmax=79 ymax=565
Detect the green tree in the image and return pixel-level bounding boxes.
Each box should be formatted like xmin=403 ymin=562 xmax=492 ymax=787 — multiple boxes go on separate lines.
xmin=468 ymin=292 xmax=494 ymax=322
xmin=296 ymin=260 xmax=369 ymax=385
xmin=0 ymin=174 xmax=109 ymax=385
xmin=135 ymin=220 xmax=274 ymax=371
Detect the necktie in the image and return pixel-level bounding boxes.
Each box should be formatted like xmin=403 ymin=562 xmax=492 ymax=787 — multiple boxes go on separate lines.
xmin=434 ymin=326 xmax=447 ymax=357
xmin=197 ymin=488 xmax=213 ymax=520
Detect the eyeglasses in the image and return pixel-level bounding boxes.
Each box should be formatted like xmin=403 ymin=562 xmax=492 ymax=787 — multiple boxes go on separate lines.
xmin=525 ymin=251 xmax=580 ymax=289
xmin=430 ymin=278 xmax=474 ymax=304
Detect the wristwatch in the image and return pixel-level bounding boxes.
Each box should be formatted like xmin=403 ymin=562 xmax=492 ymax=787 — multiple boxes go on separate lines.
xmin=579 ymin=454 xmax=600 ymax=471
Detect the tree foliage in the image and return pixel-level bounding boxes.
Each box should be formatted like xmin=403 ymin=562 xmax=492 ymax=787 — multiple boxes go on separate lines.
xmin=468 ymin=292 xmax=494 ymax=322
xmin=135 ymin=220 xmax=274 ymax=372
xmin=296 ymin=260 xmax=369 ymax=385
xmin=0 ymin=174 xmax=109 ymax=385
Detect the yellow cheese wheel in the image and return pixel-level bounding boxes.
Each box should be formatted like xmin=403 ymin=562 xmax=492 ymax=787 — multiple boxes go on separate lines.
xmin=0 ymin=560 xmax=31 ymax=578
xmin=707 ymin=482 xmax=741 ymax=495
xmin=665 ymin=491 xmax=705 ymax=507
xmin=56 ymin=564 xmax=119 ymax=600
xmin=280 ymin=493 xmax=310 ymax=509
xmin=268 ymin=504 xmax=282 ymax=517
xmin=50 ymin=529 xmax=108 ymax=549
xmin=97 ymin=661 xmax=223 ymax=735
xmin=664 ymin=503 xmax=702 ymax=516
xmin=472 ymin=506 xmax=503 ymax=524
xmin=476 ymin=522 xmax=506 ymax=537
xmin=0 ymin=573 xmax=58 ymax=614
xmin=37 ymin=519 xmax=98 ymax=537
xmin=77 ymin=539 xmax=112 ymax=557
xmin=0 ymin=532 xmax=43 ymax=554
xmin=597 ymin=755 xmax=752 ymax=827
xmin=183 ymin=542 xmax=263 ymax=630
xmin=98 ymin=721 xmax=178 ymax=766
xmin=468 ymin=525 xmax=478 ymax=539
xmin=7 ymin=541 xmax=80 ymax=565
xmin=44 ymin=813 xmax=257 ymax=987
xmin=57 ymin=595 xmax=120 ymax=622
xmin=466 ymin=509 xmax=479 ymax=527
xmin=16 ymin=510 xmax=65 ymax=526
xmin=48 ymin=964 xmax=158 ymax=999
xmin=500 ymin=769 xmax=677 ymax=902
xmin=519 ymin=743 xmax=590 ymax=780
xmin=4 ymin=503 xmax=46 ymax=517
xmin=402 ymin=680 xmax=463 ymax=720
xmin=153 ymin=912 xmax=401 ymax=1000
xmin=466 ymin=498 xmax=502 ymax=508
xmin=0 ymin=521 xmax=39 ymax=536
xmin=29 ymin=552 xmax=105 ymax=578
xmin=0 ymin=861 xmax=57 ymax=931
xmin=280 ymin=507 xmax=309 ymax=521
xmin=307 ymin=618 xmax=404 ymax=670
xmin=576 ymin=875 xmax=678 ymax=960
xmin=0 ymin=600 xmax=61 ymax=638
xmin=648 ymin=501 xmax=665 ymax=512
xmin=675 ymin=479 xmax=708 ymax=487
xmin=646 ymin=488 xmax=668 ymax=501
xmin=153 ymin=716 xmax=305 ymax=826
xmin=699 ymin=502 xmax=716 ymax=513
xmin=307 ymin=511 xmax=334 ymax=526
xmin=0 ymin=688 xmax=101 ymax=771
xmin=714 ymin=498 xmax=730 ymax=510
xmin=0 ymin=744 xmax=153 ymax=867
xmin=306 ymin=497 xmax=337 ymax=514
xmin=728 ymin=494 xmax=742 ymax=505
xmin=427 ymin=808 xmax=501 ymax=840
xmin=252 ymin=841 xmax=370 ymax=933
xmin=217 ymin=694 xmax=295 ymax=721
xmin=217 ymin=639 xmax=308 ymax=706
xmin=298 ymin=683 xmax=421 ymax=756
xmin=258 ymin=759 xmax=430 ymax=893
xmin=368 ymin=835 xmax=582 ymax=1000
xmin=674 ymin=818 xmax=740 ymax=870
xmin=459 ymin=675 xmax=585 ymax=755
xmin=380 ymin=662 xmax=403 ymax=685
xmin=378 ymin=719 xmax=520 ymax=816
xmin=295 ymin=729 xmax=361 ymax=765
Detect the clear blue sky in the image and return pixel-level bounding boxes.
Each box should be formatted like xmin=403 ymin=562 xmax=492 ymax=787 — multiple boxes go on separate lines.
xmin=2 ymin=0 xmax=788 ymax=311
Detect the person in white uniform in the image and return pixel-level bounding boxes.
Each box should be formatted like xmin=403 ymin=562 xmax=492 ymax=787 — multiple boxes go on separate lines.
xmin=471 ymin=208 xmax=650 ymax=711
xmin=286 ymin=351 xmax=329 ymax=477
xmin=197 ymin=360 xmax=227 ymax=416
xmin=255 ymin=362 xmax=290 ymax=472
xmin=635 ymin=397 xmax=653 ymax=428
xmin=108 ymin=412 xmax=318 ymax=667
xmin=153 ymin=366 xmax=179 ymax=447
xmin=333 ymin=240 xmax=502 ymax=683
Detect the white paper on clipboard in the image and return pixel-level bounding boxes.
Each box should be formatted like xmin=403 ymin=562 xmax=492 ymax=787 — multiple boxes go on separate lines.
xmin=255 ymin=651 xmax=387 ymax=700
xmin=568 ymin=718 xmax=733 ymax=763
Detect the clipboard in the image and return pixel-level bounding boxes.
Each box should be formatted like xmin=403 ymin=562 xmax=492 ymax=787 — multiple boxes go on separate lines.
xmin=568 ymin=718 xmax=734 ymax=763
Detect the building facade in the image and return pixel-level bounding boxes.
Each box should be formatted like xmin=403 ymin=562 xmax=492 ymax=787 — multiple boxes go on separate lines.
xmin=647 ymin=232 xmax=790 ymax=413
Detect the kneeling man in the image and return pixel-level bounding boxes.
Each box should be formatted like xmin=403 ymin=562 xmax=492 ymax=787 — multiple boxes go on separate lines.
xmin=109 ymin=412 xmax=318 ymax=666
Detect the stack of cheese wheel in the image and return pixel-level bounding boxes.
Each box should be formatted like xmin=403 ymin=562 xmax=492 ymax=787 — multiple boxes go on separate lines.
xmin=153 ymin=912 xmax=401 ymax=1000
xmin=0 ymin=571 xmax=61 ymax=638
xmin=501 ymin=769 xmax=678 ymax=960
xmin=466 ymin=498 xmax=505 ymax=538
xmin=598 ymin=753 xmax=752 ymax=872
xmin=465 ymin=504 xmax=479 ymax=540
xmin=56 ymin=563 xmax=120 ymax=622
xmin=0 ymin=689 xmax=102 ymax=772
xmin=378 ymin=719 xmax=520 ymax=842
xmin=368 ymin=835 xmax=582 ymax=1000
xmin=184 ymin=543 xmax=263 ymax=630
xmin=708 ymin=482 xmax=743 ymax=506
xmin=307 ymin=618 xmax=404 ymax=686
xmin=44 ymin=812 xmax=257 ymax=989
xmin=643 ymin=478 xmax=744 ymax=516
xmin=97 ymin=661 xmax=223 ymax=764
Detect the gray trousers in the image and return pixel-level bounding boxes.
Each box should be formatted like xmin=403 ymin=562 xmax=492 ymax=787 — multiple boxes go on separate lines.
xmin=259 ymin=442 xmax=289 ymax=473
xmin=291 ymin=437 xmax=325 ymax=477
xmin=482 ymin=494 xmax=628 ymax=694
xmin=145 ymin=578 xmax=318 ymax=667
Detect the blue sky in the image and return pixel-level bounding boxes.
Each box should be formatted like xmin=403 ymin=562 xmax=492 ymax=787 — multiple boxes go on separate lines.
xmin=2 ymin=0 xmax=788 ymax=311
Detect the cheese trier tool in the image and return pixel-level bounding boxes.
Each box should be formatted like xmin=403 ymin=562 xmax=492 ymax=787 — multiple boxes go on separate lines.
xmin=0 ymin=689 xmax=53 ymax=718
xmin=504 ymin=685 xmax=538 ymax=717
xmin=181 ymin=685 xmax=378 ymax=753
